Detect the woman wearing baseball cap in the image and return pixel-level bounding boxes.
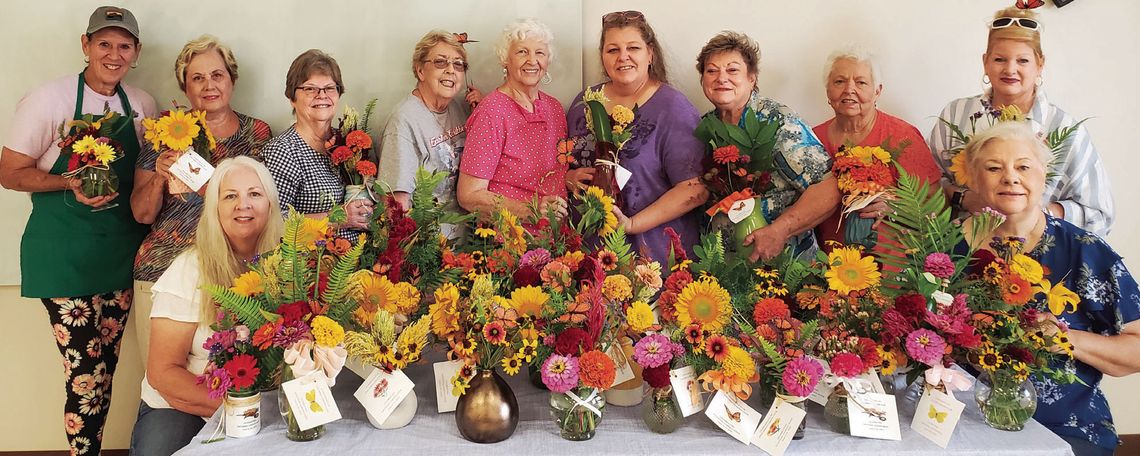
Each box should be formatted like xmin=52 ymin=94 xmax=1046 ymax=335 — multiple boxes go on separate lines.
xmin=0 ymin=6 xmax=156 ymax=454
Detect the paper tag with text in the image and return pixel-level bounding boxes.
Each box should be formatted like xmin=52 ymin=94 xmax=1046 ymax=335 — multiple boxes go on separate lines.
xmin=353 ymin=368 xmax=414 ymax=424
xmin=169 ymin=147 xmax=214 ymax=192
xmin=606 ymin=344 xmax=636 ymax=387
xmin=807 ymin=360 xmax=831 ymax=406
xmin=847 ymin=392 xmax=901 ymax=441
xmin=615 ymin=164 xmax=632 ymax=190
xmin=751 ymin=397 xmax=807 ymax=456
xmin=669 ymin=365 xmax=705 ymax=417
xmin=433 ymin=360 xmax=464 ymax=413
xmin=281 ymin=370 xmax=341 ymax=431
xmin=705 ymin=391 xmax=763 ymax=444
xmin=911 ymin=387 xmax=965 ymax=448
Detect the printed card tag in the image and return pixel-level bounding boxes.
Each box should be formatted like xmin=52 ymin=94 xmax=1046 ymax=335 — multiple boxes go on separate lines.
xmin=807 ymin=360 xmax=831 ymax=406
xmin=669 ymin=365 xmax=705 ymax=417
xmin=433 ymin=360 xmax=464 ymax=413
xmin=606 ymin=344 xmax=636 ymax=387
xmin=727 ymin=197 xmax=756 ymax=224
xmin=705 ymin=391 xmax=763 ymax=445
xmin=911 ymin=387 xmax=965 ymax=448
xmin=615 ymin=164 xmax=632 ymax=190
xmin=751 ymin=397 xmax=808 ymax=456
xmin=281 ymin=370 xmax=341 ymax=431
xmin=170 ymin=147 xmax=214 ymax=192
xmin=354 ymin=368 xmax=415 ymax=424
xmin=847 ymin=392 xmax=901 ymax=441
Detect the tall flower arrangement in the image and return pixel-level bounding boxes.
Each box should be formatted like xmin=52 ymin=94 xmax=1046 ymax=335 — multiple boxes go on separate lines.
xmin=326 ymin=99 xmax=378 ymax=188
xmin=829 ymin=141 xmax=905 ymax=248
xmin=579 ymin=87 xmax=635 ymax=204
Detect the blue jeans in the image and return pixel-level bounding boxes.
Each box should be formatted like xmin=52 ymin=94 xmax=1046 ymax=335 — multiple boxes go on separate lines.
xmin=130 ymin=401 xmax=207 ymax=456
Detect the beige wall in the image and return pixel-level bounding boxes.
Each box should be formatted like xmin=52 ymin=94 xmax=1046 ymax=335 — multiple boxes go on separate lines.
xmin=2 ymin=0 xmax=1139 ymax=451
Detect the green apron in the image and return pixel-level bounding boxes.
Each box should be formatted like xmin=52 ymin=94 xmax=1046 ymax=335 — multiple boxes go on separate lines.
xmin=20 ymin=73 xmax=147 ymax=298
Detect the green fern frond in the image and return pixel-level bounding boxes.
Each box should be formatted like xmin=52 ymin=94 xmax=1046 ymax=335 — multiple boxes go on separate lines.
xmin=205 ymin=284 xmax=270 ymax=328
xmin=324 ymin=238 xmax=366 ymax=326
xmin=359 ymin=98 xmax=378 ymax=133
xmin=602 ymin=227 xmax=634 ymax=268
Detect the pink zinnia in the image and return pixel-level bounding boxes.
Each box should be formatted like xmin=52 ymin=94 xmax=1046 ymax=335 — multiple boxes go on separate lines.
xmin=923 ymin=252 xmax=955 ymax=279
xmin=520 ymin=248 xmax=552 ymax=269
xmin=196 ymin=366 xmax=233 ymax=400
xmin=905 ymin=329 xmax=947 ymax=366
xmin=541 ymin=354 xmax=580 ymax=393
xmin=632 ymin=334 xmax=679 ymax=369
xmin=782 ymin=357 xmax=824 ymax=397
xmin=829 ymin=352 xmax=866 ymax=378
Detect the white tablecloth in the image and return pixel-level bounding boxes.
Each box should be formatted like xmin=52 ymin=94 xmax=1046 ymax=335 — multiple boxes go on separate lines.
xmin=176 ymin=360 xmax=1073 ymax=456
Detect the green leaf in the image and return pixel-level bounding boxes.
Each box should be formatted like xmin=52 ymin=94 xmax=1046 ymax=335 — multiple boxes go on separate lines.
xmin=585 ymin=99 xmax=613 ymax=144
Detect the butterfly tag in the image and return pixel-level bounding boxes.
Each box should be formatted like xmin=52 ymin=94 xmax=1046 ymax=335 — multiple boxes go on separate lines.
xmin=433 ymin=360 xmax=464 ymax=413
xmin=354 ymin=368 xmax=414 ymax=424
xmin=911 ymin=386 xmax=965 ymax=448
xmin=169 ymin=147 xmax=214 ymax=192
xmin=751 ymin=396 xmax=807 ymax=456
xmin=705 ymin=390 xmax=763 ymax=444
xmin=281 ymin=369 xmax=341 ymax=431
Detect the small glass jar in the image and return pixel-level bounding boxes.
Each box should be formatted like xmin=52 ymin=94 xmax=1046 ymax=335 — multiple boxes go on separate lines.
xmin=550 ymin=386 xmax=605 ymax=441
xmin=641 ymin=386 xmax=683 ymax=434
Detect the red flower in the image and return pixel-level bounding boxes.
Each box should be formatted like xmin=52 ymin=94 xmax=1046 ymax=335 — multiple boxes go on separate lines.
xmin=752 ymin=297 xmax=790 ymax=326
xmin=345 ymin=130 xmax=373 ymax=151
xmin=330 ymin=145 xmax=354 ymax=165
xmin=856 ymin=337 xmax=881 ymax=370
xmin=893 ymin=294 xmax=927 ymax=321
xmin=252 ymin=322 xmax=279 ymax=349
xmin=968 ymin=249 xmax=998 ymax=278
xmin=657 ymin=291 xmax=678 ymax=323
xmin=684 ymin=324 xmax=705 ymax=346
xmin=712 ymin=144 xmax=741 ymax=164
xmin=482 ymin=321 xmax=506 ymax=345
xmin=355 ymin=160 xmax=377 ymax=177
xmin=224 ymin=354 xmax=260 ymax=390
xmin=574 ymin=256 xmax=604 ymax=288
xmin=643 ymin=364 xmax=671 ymax=389
xmin=829 ymin=352 xmax=866 ymax=378
xmin=664 ymin=269 xmax=693 ymax=294
xmin=1003 ymin=346 xmax=1034 ymax=364
xmin=663 ymin=227 xmax=688 ymax=263
xmin=1002 ymin=275 xmax=1034 ymax=305
xmin=579 ymin=350 xmax=616 ymax=389
xmin=276 ymin=301 xmax=310 ymax=324
xmin=704 ymin=334 xmax=730 ymax=362
xmin=554 ymin=328 xmax=591 ymax=356
xmin=513 ymin=264 xmax=541 ymax=288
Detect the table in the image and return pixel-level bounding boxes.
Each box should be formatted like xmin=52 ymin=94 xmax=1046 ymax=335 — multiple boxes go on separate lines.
xmin=177 ymin=360 xmax=1074 ymax=455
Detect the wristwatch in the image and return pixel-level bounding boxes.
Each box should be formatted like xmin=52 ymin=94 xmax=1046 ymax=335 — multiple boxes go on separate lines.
xmin=950 ymin=190 xmax=967 ymax=209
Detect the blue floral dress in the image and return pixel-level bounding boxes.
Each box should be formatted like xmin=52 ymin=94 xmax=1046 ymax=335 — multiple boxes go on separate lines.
xmin=1026 ymin=214 xmax=1140 ymax=451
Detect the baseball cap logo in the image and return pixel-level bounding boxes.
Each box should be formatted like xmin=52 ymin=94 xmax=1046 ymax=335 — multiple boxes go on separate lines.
xmin=105 ymin=10 xmax=123 ymax=21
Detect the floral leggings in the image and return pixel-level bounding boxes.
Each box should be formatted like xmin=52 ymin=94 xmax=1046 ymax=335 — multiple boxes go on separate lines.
xmin=42 ymin=288 xmax=131 ymax=456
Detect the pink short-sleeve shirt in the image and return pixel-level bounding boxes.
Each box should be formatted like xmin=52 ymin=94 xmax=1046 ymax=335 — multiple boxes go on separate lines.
xmin=459 ymin=90 xmax=568 ymax=202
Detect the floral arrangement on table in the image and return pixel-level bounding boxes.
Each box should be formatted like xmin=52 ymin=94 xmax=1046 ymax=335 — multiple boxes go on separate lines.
xmin=578 ymin=86 xmax=636 ymax=203
xmin=694 ymin=109 xmax=781 ymax=252
xmin=197 ymin=324 xmax=266 ymax=399
xmin=327 ymin=99 xmax=378 ymax=190
xmin=57 ymin=108 xmax=132 ymax=200
xmin=143 ymin=103 xmax=217 ymax=195
xmin=830 ymin=140 xmax=906 ymax=248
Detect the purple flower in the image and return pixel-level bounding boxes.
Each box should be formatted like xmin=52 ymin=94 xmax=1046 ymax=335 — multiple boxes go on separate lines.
xmin=273 ymin=319 xmax=311 ymax=348
xmin=196 ymin=366 xmax=233 ymax=400
xmin=541 ymin=354 xmax=580 ymax=393
xmin=632 ymin=334 xmax=678 ymax=369
xmin=519 ymin=248 xmax=552 ymax=269
xmin=923 ymin=252 xmax=955 ymax=280
xmin=782 ymin=357 xmax=824 ymax=397
xmin=905 ymin=329 xmax=947 ymax=367
xmin=203 ymin=331 xmax=236 ymax=357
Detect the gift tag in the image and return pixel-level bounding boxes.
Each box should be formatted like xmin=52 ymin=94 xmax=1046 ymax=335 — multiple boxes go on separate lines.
xmin=705 ymin=391 xmax=763 ymax=444
xmin=807 ymin=360 xmax=831 ymax=406
xmin=847 ymin=392 xmax=901 ymax=441
xmin=669 ymin=365 xmax=705 ymax=417
xmin=911 ymin=387 xmax=965 ymax=448
xmin=857 ymin=371 xmax=886 ymax=395
xmin=433 ymin=360 xmax=463 ymax=413
xmin=606 ymin=344 xmax=636 ymax=387
xmin=615 ymin=164 xmax=632 ymax=190
xmin=751 ymin=397 xmax=807 ymax=456
xmin=281 ymin=370 xmax=341 ymax=431
xmin=354 ymin=368 xmax=414 ymax=424
xmin=169 ymin=147 xmax=214 ymax=192
xmin=727 ymin=197 xmax=757 ymax=224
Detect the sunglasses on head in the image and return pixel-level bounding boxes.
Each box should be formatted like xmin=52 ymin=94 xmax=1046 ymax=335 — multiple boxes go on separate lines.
xmin=990 ymin=17 xmax=1040 ymax=31
xmin=602 ymin=10 xmax=644 ymax=24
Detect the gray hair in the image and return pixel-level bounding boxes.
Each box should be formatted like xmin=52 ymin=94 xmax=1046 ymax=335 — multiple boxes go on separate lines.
xmin=495 ymin=18 xmax=555 ymax=66
xmin=963 ymin=121 xmax=1051 ymax=183
xmin=822 ymin=45 xmax=881 ymax=88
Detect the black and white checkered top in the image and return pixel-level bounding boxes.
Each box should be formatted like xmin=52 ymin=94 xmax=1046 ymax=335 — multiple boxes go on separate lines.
xmin=263 ymin=125 xmax=357 ymax=239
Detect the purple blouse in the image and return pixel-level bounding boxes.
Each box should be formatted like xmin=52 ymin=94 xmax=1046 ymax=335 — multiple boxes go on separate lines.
xmin=567 ymin=83 xmax=705 ymax=265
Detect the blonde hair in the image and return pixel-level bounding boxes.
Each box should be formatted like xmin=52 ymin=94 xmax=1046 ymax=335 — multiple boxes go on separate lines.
xmin=195 ymin=156 xmax=284 ymax=325
xmin=987 ymin=7 xmax=1045 ymax=62
xmin=411 ymin=30 xmax=468 ymax=80
xmin=174 ymin=35 xmax=239 ymax=92
xmin=962 ymin=121 xmax=1051 ymax=185
xmin=495 ymin=18 xmax=555 ymax=66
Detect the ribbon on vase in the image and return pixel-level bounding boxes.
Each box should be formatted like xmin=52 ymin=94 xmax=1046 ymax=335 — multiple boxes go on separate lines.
xmin=284 ymin=340 xmax=348 ymax=386
xmin=706 ymin=189 xmax=755 ymax=217
xmin=566 ymin=388 xmax=603 ymax=418
xmin=924 ymin=364 xmax=973 ymax=393
xmin=821 ymin=373 xmax=888 ymax=421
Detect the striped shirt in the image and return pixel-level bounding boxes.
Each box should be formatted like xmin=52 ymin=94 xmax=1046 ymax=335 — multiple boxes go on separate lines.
xmin=928 ymin=90 xmax=1114 ymax=235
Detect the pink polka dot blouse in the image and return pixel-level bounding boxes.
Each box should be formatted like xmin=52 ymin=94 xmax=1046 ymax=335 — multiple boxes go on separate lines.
xmin=459 ymin=89 xmax=568 ymax=202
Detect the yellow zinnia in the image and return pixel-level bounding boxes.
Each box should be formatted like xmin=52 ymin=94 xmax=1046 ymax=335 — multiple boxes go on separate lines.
xmin=310 ymin=315 xmax=345 ymax=347
xmin=230 ymin=271 xmax=264 ymax=297
xmin=155 ymin=109 xmax=201 ymax=151
xmin=626 ymin=300 xmax=654 ymax=332
xmin=392 ymin=281 xmax=422 ymax=314
xmin=824 ymin=246 xmax=881 ymax=295
xmin=721 ymin=345 xmax=756 ymax=380
xmin=510 ymin=286 xmax=548 ymax=317
xmin=602 ymin=274 xmax=633 ymax=302
xmin=675 ymin=277 xmax=732 ymax=333
xmin=1010 ymin=254 xmax=1044 ymax=284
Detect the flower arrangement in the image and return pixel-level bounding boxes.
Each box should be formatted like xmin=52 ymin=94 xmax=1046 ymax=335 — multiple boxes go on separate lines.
xmin=830 ymin=141 xmax=906 ymax=248
xmin=197 ymin=325 xmax=265 ymax=399
xmin=326 ymin=99 xmax=378 ymax=187
xmin=579 ymin=86 xmax=635 ymax=202
xmin=143 ymin=104 xmax=217 ymax=195
xmin=574 ymin=186 xmax=619 ymax=237
xmin=57 ymin=108 xmax=131 ymax=199
xmin=343 ymin=308 xmax=430 ymax=373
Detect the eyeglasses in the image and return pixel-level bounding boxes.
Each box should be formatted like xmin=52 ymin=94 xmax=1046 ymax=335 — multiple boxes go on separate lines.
xmin=295 ymin=85 xmax=340 ymax=97
xmin=422 ymin=58 xmax=468 ymax=72
xmin=602 ymin=10 xmax=644 ymax=24
xmin=990 ymin=17 xmax=1040 ymax=31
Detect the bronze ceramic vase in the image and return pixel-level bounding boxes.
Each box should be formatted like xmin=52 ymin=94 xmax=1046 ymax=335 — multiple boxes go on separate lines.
xmin=456 ymin=369 xmax=519 ymax=443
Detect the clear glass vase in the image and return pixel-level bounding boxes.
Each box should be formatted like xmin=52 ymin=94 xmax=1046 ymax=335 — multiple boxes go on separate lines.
xmin=550 ymin=386 xmax=605 ymax=441
xmin=777 ymin=394 xmax=808 ymax=440
xmin=975 ymin=371 xmax=1037 ymax=431
xmin=278 ymin=365 xmax=325 ymax=441
xmin=75 ymin=166 xmax=119 ymax=211
xmin=641 ymin=387 xmax=683 ymax=434
xmin=823 ymin=385 xmax=851 ymax=435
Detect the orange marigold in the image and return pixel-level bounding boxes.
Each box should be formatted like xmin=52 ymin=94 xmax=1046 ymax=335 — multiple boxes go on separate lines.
xmin=578 ymin=349 xmax=616 ymax=390
xmin=1002 ymin=275 xmax=1034 ymax=305
xmin=345 ymin=130 xmax=373 ymax=151
xmin=713 ymin=144 xmax=741 ymax=164
xmin=752 ymin=297 xmax=790 ymax=326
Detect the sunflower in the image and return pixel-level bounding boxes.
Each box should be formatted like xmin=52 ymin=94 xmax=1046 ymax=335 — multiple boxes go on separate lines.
xmin=155 ymin=109 xmax=201 ymax=151
xmin=230 ymin=271 xmax=264 ymax=297
xmin=977 ymin=346 xmax=1003 ymax=371
xmin=357 ymin=272 xmax=398 ymax=313
xmin=509 ymin=286 xmax=549 ymax=317
xmin=704 ymin=335 xmax=730 ymax=362
xmin=824 ymin=247 xmax=881 ymax=295
xmin=949 ymin=151 xmax=971 ymax=188
xmin=674 ymin=278 xmax=732 ymax=333
xmin=296 ymin=217 xmax=331 ymax=251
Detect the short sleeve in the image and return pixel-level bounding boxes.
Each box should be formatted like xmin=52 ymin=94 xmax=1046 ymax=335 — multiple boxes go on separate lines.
xmin=378 ymin=113 xmax=423 ymax=193
xmin=658 ymin=95 xmax=704 ymax=185
xmin=459 ymin=102 xmax=505 ymax=179
xmin=263 ymin=136 xmax=301 ymax=215
xmin=4 ymin=85 xmax=64 ymax=160
xmin=150 ymin=250 xmax=201 ymax=323
xmin=773 ymin=112 xmax=831 ymax=192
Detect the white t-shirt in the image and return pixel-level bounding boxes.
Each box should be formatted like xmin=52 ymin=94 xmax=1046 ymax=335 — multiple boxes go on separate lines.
xmin=5 ymin=74 xmax=157 ymax=172
xmin=140 ymin=250 xmax=215 ymax=410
